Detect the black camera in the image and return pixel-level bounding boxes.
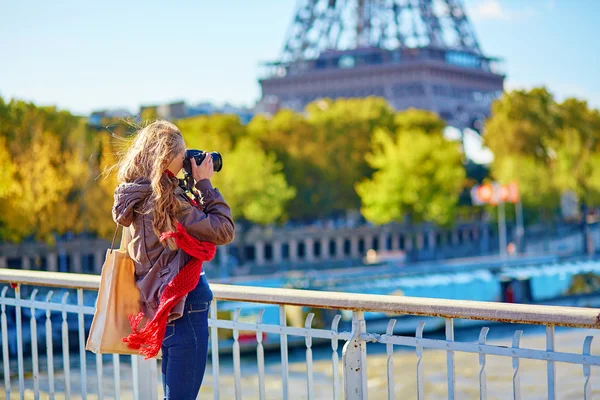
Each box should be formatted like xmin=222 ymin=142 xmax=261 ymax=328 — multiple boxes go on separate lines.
xmin=183 ymin=149 xmax=223 ymax=175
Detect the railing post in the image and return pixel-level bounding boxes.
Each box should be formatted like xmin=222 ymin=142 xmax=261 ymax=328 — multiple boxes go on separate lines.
xmin=343 ymin=311 xmax=368 ymax=399
xmin=132 ymin=355 xmax=158 ymax=400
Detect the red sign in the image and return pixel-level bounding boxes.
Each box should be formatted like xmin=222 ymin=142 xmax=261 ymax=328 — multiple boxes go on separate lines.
xmin=471 ymin=182 xmax=519 ymax=205
xmin=506 ymin=182 xmax=520 ymax=203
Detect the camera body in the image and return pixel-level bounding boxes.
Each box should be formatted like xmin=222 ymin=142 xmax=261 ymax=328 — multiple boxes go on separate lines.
xmin=183 ymin=149 xmax=223 ymax=175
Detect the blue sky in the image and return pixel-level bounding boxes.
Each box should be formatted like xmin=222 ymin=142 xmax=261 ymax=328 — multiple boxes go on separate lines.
xmin=1 ymin=0 xmax=598 ymax=116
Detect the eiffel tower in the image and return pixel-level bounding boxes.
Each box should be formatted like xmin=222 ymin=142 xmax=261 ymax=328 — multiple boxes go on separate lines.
xmin=258 ymin=0 xmax=504 ymax=131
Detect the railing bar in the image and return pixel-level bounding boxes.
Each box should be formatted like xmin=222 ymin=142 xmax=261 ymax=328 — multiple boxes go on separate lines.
xmin=209 ymin=319 xmax=352 ymax=340
xmin=131 ymin=355 xmax=158 ymax=400
xmin=386 ymin=320 xmax=397 ymax=400
xmin=280 ymin=305 xmax=289 ymax=400
xmin=151 ymin=358 xmax=159 ymax=399
xmin=331 ymin=315 xmax=341 ymax=400
xmin=546 ymin=325 xmax=556 ymax=400
xmin=0 ymin=297 xmax=96 ymax=314
xmin=77 ymin=288 xmax=87 ymax=399
xmin=15 ymin=285 xmax=25 ymax=399
xmin=131 ymin=355 xmax=139 ymax=400
xmin=1 ymin=287 xmax=12 ymax=400
xmin=30 ymin=290 xmax=40 ymax=398
xmin=256 ymin=309 xmax=266 ymax=400
xmin=130 ymin=355 xmax=159 ymax=400
xmin=4 ymin=270 xmax=600 ymax=329
xmin=6 ymin=272 xmax=600 ymax=400
xmin=232 ymin=307 xmax=242 ymax=400
xmin=583 ymin=336 xmax=593 ymax=400
xmin=61 ymin=293 xmax=72 ymax=399
xmin=416 ymin=321 xmax=425 ymax=400
xmin=0 ymin=270 xmax=101 ymax=290
xmin=512 ymin=330 xmax=523 ymax=400
xmin=257 ymin=339 xmax=266 ymax=400
xmin=378 ymin=335 xmax=600 ymax=365
xmin=96 ymin=353 xmax=103 ymax=400
xmin=113 ymin=354 xmax=121 ymax=400
xmin=210 ymin=300 xmax=220 ymax=400
xmin=478 ymin=327 xmax=489 ymax=400
xmin=209 ymin=317 xmax=600 ymax=363
xmin=45 ymin=291 xmax=56 ymax=400
xmin=306 ymin=342 xmax=314 ymax=399
xmin=332 ymin=350 xmax=340 ymax=400
xmin=305 ymin=313 xmax=315 ymax=400
xmin=207 ymin=283 xmax=600 ymax=329
xmin=446 ymin=318 xmax=455 ymax=400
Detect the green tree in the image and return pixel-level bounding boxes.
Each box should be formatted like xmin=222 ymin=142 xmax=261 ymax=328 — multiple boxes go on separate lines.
xmin=212 ymin=138 xmax=296 ymax=224
xmin=82 ymin=132 xmax=121 ymax=238
xmin=248 ymin=97 xmax=396 ymax=220
xmin=180 ymin=114 xmax=295 ymax=224
xmin=305 ymin=97 xmax=397 ymax=211
xmin=0 ymin=98 xmax=85 ymax=156
xmin=552 ymin=98 xmax=600 ymax=207
xmin=356 ymin=109 xmax=465 ymax=225
xmin=248 ymin=109 xmax=326 ymax=220
xmin=6 ymin=132 xmax=86 ymax=243
xmin=484 ymin=88 xmax=558 ymax=159
xmin=0 ymin=137 xmax=21 ymax=241
xmin=484 ymin=88 xmax=561 ymax=210
xmin=0 ymin=97 xmax=95 ymax=242
xmin=178 ymin=114 xmax=246 ymax=152
xmin=484 ymin=89 xmax=600 ymax=215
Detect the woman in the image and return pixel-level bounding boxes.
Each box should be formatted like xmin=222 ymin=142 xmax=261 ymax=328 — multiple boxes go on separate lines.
xmin=111 ymin=120 xmax=234 ymax=399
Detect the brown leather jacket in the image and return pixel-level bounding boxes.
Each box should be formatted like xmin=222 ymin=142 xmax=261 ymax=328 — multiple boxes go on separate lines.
xmin=112 ymin=178 xmax=234 ymax=322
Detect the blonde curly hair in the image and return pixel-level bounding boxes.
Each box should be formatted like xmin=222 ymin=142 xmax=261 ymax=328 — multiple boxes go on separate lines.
xmin=115 ymin=120 xmax=185 ymax=250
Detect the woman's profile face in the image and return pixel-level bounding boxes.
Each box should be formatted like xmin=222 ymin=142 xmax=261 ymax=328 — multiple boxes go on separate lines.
xmin=166 ymin=148 xmax=185 ymax=175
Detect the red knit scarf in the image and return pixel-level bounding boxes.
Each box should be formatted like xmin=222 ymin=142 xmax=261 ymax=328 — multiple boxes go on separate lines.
xmin=122 ymin=222 xmax=216 ymax=359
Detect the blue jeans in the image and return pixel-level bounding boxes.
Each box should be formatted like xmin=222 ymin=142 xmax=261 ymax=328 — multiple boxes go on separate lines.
xmin=161 ymin=275 xmax=213 ymax=400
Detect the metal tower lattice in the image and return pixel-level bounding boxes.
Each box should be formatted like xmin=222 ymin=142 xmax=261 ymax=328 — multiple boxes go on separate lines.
xmin=280 ymin=0 xmax=482 ymax=63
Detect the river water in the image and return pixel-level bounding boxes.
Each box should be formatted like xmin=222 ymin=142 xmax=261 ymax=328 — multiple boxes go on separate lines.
xmin=3 ymin=323 xmax=599 ymax=399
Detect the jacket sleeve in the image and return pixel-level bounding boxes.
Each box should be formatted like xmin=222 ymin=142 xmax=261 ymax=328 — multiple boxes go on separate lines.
xmin=176 ymin=179 xmax=235 ymax=245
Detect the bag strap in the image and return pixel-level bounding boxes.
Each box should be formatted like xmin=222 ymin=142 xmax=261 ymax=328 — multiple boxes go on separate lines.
xmin=120 ymin=224 xmax=132 ymax=251
xmin=109 ymin=223 xmax=132 ymax=253
xmin=109 ymin=223 xmax=119 ymax=254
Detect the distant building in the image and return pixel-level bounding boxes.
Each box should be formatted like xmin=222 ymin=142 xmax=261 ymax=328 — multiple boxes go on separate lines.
xmin=157 ymin=101 xmax=187 ymax=120
xmin=90 ymin=101 xmax=254 ymax=126
xmin=139 ymin=101 xmax=188 ymax=121
xmin=88 ymin=109 xmax=133 ymax=127
xmin=257 ymin=0 xmax=505 ymax=131
xmin=186 ymin=102 xmax=254 ymax=124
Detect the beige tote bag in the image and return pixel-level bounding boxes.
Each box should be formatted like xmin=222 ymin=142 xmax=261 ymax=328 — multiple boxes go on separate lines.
xmin=86 ymin=225 xmax=143 ymax=355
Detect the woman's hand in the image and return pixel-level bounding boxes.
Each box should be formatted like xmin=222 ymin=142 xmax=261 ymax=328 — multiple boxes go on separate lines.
xmin=192 ymin=154 xmax=214 ymax=182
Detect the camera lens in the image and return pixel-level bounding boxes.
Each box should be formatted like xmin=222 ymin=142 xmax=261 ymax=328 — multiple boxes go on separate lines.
xmin=210 ymin=152 xmax=223 ymax=172
xmin=184 ymin=149 xmax=222 ymax=172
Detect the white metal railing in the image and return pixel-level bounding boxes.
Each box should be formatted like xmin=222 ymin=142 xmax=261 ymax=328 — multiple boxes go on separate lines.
xmin=1 ymin=268 xmax=599 ymax=399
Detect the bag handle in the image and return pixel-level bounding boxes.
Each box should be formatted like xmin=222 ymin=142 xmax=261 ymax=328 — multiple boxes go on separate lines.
xmin=109 ymin=223 xmax=132 ymax=253
xmin=120 ymin=225 xmax=132 ymax=251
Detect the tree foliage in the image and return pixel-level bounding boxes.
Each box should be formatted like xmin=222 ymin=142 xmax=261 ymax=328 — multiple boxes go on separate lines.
xmin=356 ymin=109 xmax=465 ymax=225
xmin=179 ymin=114 xmax=295 ymax=224
xmin=484 ymin=88 xmax=600 ymax=212
xmin=213 ymin=137 xmax=296 ymax=224
xmin=6 ymin=89 xmax=597 ymax=243
xmin=83 ymin=132 xmax=121 ymax=238
xmin=0 ymin=99 xmax=92 ymax=242
xmin=248 ymin=97 xmax=396 ymax=220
